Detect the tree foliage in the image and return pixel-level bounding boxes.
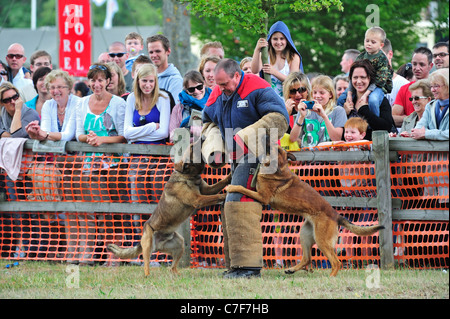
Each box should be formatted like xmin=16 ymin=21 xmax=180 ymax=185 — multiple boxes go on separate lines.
xmin=181 ymin=0 xmax=343 ymax=36
xmin=189 ymin=0 xmax=448 ymax=75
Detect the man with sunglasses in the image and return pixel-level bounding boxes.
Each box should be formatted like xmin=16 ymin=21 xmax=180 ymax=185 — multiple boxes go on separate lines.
xmin=108 ymin=41 xmax=133 ymax=92
xmin=5 ymin=43 xmax=33 ymax=91
xmin=432 ymin=42 xmax=449 ymax=70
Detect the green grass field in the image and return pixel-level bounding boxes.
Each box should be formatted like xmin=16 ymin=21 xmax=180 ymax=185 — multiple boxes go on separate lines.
xmin=0 ymin=260 xmax=448 ymax=299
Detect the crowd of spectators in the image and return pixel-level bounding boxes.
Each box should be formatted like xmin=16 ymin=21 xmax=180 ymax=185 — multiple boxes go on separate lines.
xmin=0 ymin=23 xmax=448 ymax=263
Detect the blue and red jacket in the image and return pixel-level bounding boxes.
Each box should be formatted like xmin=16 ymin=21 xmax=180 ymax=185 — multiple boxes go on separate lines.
xmin=203 ymin=72 xmax=289 ymax=152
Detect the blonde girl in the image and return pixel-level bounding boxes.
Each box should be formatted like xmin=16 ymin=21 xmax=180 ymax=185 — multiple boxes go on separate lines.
xmin=124 ymin=63 xmax=170 ymax=144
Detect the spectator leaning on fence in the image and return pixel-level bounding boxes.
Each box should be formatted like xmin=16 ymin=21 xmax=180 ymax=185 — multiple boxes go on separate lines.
xmin=76 ymin=63 xmax=126 ymax=147
xmin=124 ymin=63 xmax=170 ymax=144
xmin=25 ymin=69 xmax=80 ymax=142
xmin=406 ymin=68 xmax=449 ymax=141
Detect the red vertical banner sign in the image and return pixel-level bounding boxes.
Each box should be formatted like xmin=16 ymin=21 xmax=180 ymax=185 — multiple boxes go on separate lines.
xmin=58 ymin=0 xmax=91 ymax=77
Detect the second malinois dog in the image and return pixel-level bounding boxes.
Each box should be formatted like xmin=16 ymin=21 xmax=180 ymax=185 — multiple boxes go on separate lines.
xmin=226 ymin=145 xmax=384 ymax=277
xmin=108 ymin=147 xmax=231 ymax=276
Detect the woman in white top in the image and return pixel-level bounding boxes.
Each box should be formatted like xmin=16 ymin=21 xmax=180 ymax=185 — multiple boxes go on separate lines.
xmin=125 ymin=63 xmax=170 ymax=211
xmin=124 ymin=63 xmax=170 ymax=144
xmin=25 ymin=69 xmax=80 ymax=141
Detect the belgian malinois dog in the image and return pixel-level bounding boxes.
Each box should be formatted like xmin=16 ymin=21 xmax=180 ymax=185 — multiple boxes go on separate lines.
xmin=108 ymin=145 xmax=231 ymax=276
xmin=226 ymin=145 xmax=384 ymax=276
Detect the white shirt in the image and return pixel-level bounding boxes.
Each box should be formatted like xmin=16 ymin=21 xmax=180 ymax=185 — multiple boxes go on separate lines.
xmin=12 ymin=68 xmax=33 ymax=90
xmin=124 ymin=92 xmax=170 ymax=143
xmin=40 ymin=94 xmax=81 ymax=141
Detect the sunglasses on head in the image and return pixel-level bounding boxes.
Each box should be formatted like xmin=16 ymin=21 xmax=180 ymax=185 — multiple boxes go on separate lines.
xmin=6 ymin=54 xmax=24 ymax=60
xmin=186 ymin=84 xmax=204 ymax=93
xmin=89 ymin=64 xmax=108 ymax=71
xmin=289 ymin=87 xmax=307 ymax=95
xmin=108 ymin=52 xmax=126 ymax=58
xmin=0 ymin=70 xmax=8 ymax=76
xmin=1 ymin=93 xmax=20 ymax=104
xmin=409 ymin=96 xmax=428 ymax=101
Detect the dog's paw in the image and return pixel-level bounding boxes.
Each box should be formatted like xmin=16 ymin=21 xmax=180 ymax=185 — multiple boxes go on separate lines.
xmin=225 ymin=185 xmax=238 ymax=193
xmin=284 ymin=269 xmax=296 ymax=275
xmin=106 ymin=244 xmax=119 ymax=253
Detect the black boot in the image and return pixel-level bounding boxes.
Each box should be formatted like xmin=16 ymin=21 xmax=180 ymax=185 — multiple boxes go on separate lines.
xmin=223 ymin=267 xmax=261 ymax=279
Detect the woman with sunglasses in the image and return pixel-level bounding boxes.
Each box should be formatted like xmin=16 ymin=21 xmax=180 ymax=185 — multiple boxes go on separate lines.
xmin=281 ymin=72 xmax=311 ymax=134
xmin=169 ymin=70 xmax=211 ymax=142
xmin=25 ymin=69 xmax=80 ymax=142
xmin=407 ymin=68 xmax=449 ymax=140
xmin=0 ymin=81 xmax=40 ymax=138
xmin=390 ymin=80 xmax=433 ymax=136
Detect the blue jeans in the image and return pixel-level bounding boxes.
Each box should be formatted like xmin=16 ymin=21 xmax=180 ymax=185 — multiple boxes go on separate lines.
xmin=337 ymin=87 xmax=385 ymax=117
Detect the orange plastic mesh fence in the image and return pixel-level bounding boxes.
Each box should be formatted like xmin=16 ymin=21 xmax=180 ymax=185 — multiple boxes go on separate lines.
xmin=0 ymin=143 xmax=448 ymax=269
xmin=393 ymin=221 xmax=449 ymax=268
xmin=391 ymin=151 xmax=449 ymax=210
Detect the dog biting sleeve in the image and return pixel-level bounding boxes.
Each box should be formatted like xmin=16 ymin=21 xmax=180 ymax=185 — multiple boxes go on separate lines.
xmin=235 ymin=112 xmax=288 ymax=158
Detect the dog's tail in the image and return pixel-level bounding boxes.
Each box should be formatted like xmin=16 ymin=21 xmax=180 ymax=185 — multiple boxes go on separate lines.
xmin=107 ymin=243 xmax=142 ymax=259
xmin=338 ymin=215 xmax=385 ymax=236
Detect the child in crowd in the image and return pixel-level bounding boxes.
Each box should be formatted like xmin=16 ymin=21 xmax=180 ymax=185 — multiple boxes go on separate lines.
xmin=251 ymin=21 xmax=303 ymax=97
xmin=337 ymin=26 xmax=393 ymax=117
xmin=240 ymin=57 xmax=254 ymax=74
xmin=319 ymin=117 xmax=369 ymax=147
xmin=125 ymin=32 xmax=145 ymax=73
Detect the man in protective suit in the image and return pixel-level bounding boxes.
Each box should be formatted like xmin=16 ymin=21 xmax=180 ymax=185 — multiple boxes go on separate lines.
xmin=202 ymin=59 xmax=289 ymax=278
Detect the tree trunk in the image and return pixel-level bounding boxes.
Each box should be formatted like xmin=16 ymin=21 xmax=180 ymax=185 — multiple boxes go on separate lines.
xmin=260 ymin=1 xmax=271 ymax=84
xmin=162 ymin=0 xmax=193 ymax=75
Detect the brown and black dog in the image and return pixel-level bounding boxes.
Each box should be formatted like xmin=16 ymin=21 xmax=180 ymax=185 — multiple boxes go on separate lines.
xmin=108 ymin=146 xmax=231 ymax=276
xmin=226 ymin=145 xmax=384 ymax=277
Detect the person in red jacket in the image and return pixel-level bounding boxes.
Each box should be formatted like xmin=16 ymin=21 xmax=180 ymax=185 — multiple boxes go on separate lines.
xmin=202 ymin=59 xmax=289 ymax=278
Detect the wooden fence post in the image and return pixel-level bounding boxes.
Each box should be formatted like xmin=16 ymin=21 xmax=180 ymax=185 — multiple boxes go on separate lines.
xmin=372 ymin=131 xmax=395 ymax=269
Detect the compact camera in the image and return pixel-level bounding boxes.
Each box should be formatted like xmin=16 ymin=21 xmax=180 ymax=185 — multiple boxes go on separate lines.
xmin=304 ymin=101 xmax=315 ymax=109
